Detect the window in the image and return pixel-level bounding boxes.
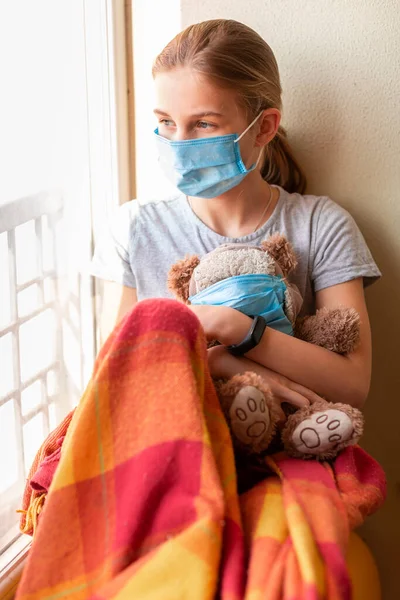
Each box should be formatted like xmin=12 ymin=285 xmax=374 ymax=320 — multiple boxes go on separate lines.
xmin=0 ymin=0 xmax=131 ymax=579
xmin=0 ymin=192 xmax=75 ymax=555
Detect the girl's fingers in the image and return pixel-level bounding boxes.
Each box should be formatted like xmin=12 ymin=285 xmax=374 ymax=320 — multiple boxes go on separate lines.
xmin=271 ymin=383 xmax=310 ymax=409
xmin=289 ymin=382 xmax=324 ymax=404
xmin=275 ymin=405 xmax=286 ymax=424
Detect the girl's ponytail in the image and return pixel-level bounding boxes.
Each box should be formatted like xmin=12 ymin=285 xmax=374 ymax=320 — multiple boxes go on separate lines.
xmin=261 ymin=125 xmax=307 ymax=194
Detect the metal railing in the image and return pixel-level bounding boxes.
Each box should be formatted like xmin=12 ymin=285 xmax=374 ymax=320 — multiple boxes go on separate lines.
xmin=0 ymin=191 xmax=67 ymax=553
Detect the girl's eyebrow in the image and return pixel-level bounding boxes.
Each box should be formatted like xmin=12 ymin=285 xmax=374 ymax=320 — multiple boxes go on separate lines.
xmin=153 ymin=109 xmax=224 ymax=118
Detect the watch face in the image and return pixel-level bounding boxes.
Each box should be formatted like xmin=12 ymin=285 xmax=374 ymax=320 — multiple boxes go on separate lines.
xmin=252 ymin=316 xmax=267 ymax=344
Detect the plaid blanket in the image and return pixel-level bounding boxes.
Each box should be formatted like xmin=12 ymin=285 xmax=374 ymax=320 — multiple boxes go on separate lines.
xmin=16 ymin=299 xmax=386 ymax=600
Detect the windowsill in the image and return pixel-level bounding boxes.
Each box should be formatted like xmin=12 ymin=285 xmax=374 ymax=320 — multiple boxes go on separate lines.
xmin=0 ymin=535 xmax=31 ymax=600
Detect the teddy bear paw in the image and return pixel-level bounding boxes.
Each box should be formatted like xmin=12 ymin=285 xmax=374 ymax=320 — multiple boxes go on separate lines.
xmin=229 ymin=386 xmax=272 ymax=452
xmin=289 ymin=409 xmax=356 ymax=458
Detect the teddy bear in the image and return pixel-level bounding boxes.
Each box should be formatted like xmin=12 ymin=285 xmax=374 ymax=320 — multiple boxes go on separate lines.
xmin=167 ymin=233 xmax=364 ymax=460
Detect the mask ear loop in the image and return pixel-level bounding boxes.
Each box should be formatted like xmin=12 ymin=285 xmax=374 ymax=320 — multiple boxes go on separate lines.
xmin=235 ymin=111 xmax=265 ymax=169
xmin=255 ymin=147 xmax=264 ymax=168
xmin=235 ymin=111 xmax=264 ymax=143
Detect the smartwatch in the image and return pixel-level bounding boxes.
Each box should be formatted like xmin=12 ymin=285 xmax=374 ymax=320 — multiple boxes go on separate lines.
xmin=227 ymin=315 xmax=267 ymax=356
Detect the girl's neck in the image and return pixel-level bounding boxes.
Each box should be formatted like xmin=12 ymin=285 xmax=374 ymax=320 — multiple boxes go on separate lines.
xmin=187 ymin=173 xmax=279 ymax=238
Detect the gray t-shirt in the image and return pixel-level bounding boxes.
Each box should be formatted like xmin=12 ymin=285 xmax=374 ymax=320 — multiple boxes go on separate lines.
xmin=90 ymin=185 xmax=381 ymax=316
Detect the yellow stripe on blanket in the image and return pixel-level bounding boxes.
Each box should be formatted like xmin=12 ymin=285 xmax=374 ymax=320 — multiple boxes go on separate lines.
xmin=255 ymin=479 xmax=288 ymax=542
xmin=114 ymin=525 xmax=220 ymax=600
xmin=287 ymin=502 xmax=325 ymax=594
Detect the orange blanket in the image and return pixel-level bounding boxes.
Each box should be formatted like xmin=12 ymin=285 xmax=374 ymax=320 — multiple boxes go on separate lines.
xmin=16 ymin=299 xmax=386 ymax=600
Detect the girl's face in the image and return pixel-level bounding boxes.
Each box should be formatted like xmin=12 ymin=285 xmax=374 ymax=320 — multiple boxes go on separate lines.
xmin=154 ymin=67 xmax=274 ymax=169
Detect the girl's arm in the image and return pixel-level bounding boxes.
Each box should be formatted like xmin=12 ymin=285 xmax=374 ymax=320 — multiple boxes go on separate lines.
xmin=100 ymin=282 xmax=138 ymax=343
xmin=191 ymin=278 xmax=371 ymax=408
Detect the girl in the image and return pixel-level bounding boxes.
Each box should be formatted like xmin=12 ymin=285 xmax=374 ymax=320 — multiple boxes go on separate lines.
xmin=91 ymin=19 xmax=380 ymax=414
xmin=17 ymin=22 xmax=385 ymax=598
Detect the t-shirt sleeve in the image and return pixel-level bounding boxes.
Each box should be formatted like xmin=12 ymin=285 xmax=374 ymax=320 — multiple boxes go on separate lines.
xmin=89 ymin=201 xmax=138 ymax=288
xmin=311 ymin=197 xmax=381 ymax=292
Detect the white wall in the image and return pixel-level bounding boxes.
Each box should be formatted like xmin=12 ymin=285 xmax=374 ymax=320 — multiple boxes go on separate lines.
xmin=133 ymin=1 xmax=400 ymax=595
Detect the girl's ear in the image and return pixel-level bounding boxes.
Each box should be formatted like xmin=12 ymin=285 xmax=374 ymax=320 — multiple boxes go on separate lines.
xmin=167 ymin=255 xmax=200 ymax=302
xmin=261 ymin=233 xmax=297 ymax=276
xmin=256 ymin=108 xmax=281 ymax=147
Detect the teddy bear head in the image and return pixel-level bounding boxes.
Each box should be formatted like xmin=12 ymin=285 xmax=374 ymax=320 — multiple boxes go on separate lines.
xmin=168 ymin=232 xmax=298 ymax=304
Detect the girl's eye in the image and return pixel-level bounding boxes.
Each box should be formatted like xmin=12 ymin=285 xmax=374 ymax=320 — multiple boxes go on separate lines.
xmin=159 ymin=119 xmax=174 ymax=127
xmin=196 ymin=121 xmax=214 ymax=129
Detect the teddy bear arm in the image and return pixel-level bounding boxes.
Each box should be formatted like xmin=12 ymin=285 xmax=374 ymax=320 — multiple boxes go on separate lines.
xmin=167 ymin=255 xmax=200 ymax=302
xmin=261 ymin=233 xmax=298 ymax=277
xmin=295 ymin=307 xmax=360 ymax=355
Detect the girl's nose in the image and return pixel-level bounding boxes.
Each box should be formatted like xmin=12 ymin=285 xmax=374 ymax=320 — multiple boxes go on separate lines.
xmin=174 ymin=128 xmax=192 ymax=141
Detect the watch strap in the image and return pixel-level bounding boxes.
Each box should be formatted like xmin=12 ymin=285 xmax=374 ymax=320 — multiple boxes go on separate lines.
xmin=227 ymin=315 xmax=267 ymax=356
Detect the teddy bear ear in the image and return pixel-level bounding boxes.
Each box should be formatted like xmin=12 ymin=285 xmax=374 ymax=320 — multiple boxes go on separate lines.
xmin=167 ymin=255 xmax=200 ymax=303
xmin=261 ymin=233 xmax=298 ymax=276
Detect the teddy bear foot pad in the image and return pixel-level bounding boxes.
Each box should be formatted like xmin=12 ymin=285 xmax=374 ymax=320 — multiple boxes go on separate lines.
xmin=287 ymin=408 xmax=356 ymax=459
xmin=229 ymin=386 xmax=271 ymax=452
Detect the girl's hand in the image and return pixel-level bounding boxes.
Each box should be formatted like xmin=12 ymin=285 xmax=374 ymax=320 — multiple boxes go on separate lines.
xmin=251 ymin=368 xmax=322 ymax=421
xmin=207 ymin=345 xmax=324 ymax=421
xmin=188 ymin=305 xmax=251 ymax=343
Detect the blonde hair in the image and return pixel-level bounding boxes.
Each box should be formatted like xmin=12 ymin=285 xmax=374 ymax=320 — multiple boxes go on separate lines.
xmin=153 ymin=19 xmax=306 ymax=194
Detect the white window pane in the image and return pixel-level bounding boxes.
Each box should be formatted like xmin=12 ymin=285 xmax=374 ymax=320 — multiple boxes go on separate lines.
xmin=0 ymin=232 xmax=11 ymax=329
xmin=23 ymin=413 xmax=44 ymax=475
xmin=0 ymin=333 xmax=15 ymax=397
xmin=68 ymin=299 xmax=80 ymax=331
xmin=21 ymin=380 xmax=43 ymax=416
xmin=15 ymin=220 xmax=39 ymax=285
xmin=19 ymin=309 xmax=56 ymax=382
xmin=48 ymin=403 xmax=57 ymax=431
xmin=41 ymin=215 xmax=55 ymax=272
xmin=47 ymin=369 xmax=58 ymax=397
xmin=69 ymin=272 xmax=80 ymax=299
xmin=44 ymin=277 xmax=56 ymax=303
xmin=17 ymin=283 xmax=41 ymax=318
xmin=63 ymin=320 xmax=82 ymax=391
xmin=0 ymin=401 xmax=19 ymax=494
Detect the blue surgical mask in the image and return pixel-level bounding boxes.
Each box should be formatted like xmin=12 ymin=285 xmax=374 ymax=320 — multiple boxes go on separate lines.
xmin=189 ymin=273 xmax=293 ymax=336
xmin=154 ymin=112 xmax=263 ymax=199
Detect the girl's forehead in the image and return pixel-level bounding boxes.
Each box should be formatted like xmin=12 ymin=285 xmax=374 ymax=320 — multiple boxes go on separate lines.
xmin=154 ymin=68 xmax=241 ymax=118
